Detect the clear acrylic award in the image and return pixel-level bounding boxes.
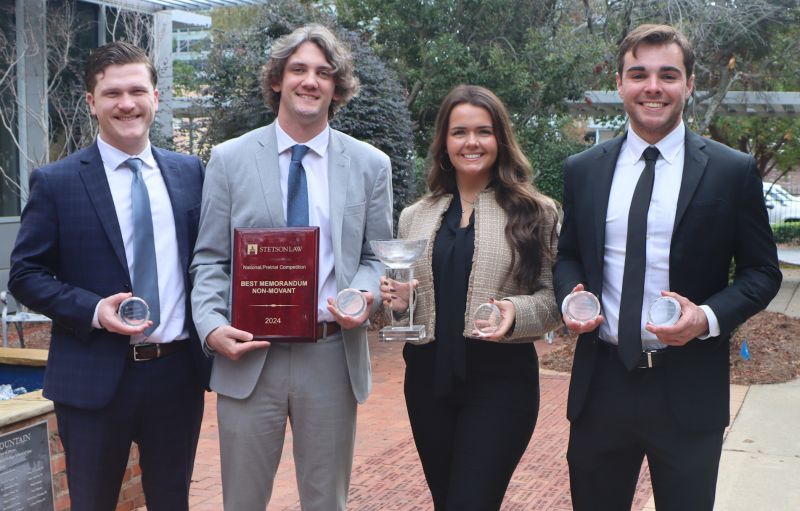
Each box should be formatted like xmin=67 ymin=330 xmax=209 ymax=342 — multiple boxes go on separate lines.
xmin=564 ymin=291 xmax=601 ymax=322
xmin=118 ymin=296 xmax=150 ymax=327
xmin=370 ymin=239 xmax=428 ymax=342
xmin=473 ymin=302 xmax=501 ymax=336
xmin=335 ymin=288 xmax=367 ymax=318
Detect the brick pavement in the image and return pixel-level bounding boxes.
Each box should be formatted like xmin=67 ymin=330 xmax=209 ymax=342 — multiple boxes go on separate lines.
xmin=181 ymin=335 xmax=656 ymax=510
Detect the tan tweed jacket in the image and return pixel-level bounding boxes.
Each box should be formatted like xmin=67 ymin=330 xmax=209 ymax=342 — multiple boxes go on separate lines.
xmin=397 ymin=189 xmax=561 ymax=344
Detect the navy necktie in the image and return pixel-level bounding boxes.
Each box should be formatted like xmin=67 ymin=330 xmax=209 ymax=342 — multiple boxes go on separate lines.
xmin=126 ymin=158 xmax=160 ymax=335
xmin=618 ymin=146 xmax=660 ymax=370
xmin=287 ymin=144 xmax=310 ymax=227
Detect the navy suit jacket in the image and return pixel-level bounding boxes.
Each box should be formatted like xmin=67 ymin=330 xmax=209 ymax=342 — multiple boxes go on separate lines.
xmin=9 ymin=142 xmax=211 ymax=410
xmin=554 ymin=128 xmax=781 ymax=430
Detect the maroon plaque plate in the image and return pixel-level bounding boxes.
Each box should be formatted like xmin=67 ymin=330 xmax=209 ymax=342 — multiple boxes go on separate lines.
xmin=232 ymin=227 xmax=319 ymax=341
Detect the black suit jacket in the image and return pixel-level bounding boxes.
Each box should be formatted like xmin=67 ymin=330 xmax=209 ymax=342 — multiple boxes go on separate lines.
xmin=9 ymin=142 xmax=211 ymax=410
xmin=553 ymin=128 xmax=781 ymax=431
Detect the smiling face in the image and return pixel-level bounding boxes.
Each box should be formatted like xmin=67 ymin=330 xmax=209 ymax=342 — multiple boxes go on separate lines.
xmin=446 ymin=103 xmax=498 ymax=187
xmin=271 ymin=41 xmax=338 ymax=140
xmin=616 ymin=42 xmax=694 ymax=145
xmin=86 ymin=63 xmax=157 ymax=155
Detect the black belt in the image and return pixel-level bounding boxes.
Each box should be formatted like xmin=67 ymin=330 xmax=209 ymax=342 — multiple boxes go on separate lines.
xmin=597 ymin=340 xmax=666 ymax=369
xmin=315 ymin=322 xmax=340 ymax=340
xmin=128 ymin=340 xmax=189 ymax=362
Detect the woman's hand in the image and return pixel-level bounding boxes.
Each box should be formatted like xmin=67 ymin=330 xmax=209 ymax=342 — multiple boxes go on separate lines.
xmin=380 ymin=276 xmax=418 ymax=312
xmin=471 ymin=298 xmax=516 ymax=342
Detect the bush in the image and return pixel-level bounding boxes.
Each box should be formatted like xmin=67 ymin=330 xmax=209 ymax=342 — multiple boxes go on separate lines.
xmin=771 ymin=222 xmax=800 ymax=244
xmin=517 ymin=120 xmax=589 ymax=205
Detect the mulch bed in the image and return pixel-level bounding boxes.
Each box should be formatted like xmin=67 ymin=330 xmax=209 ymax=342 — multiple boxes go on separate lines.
xmin=539 ymin=310 xmax=800 ymax=385
xmin=6 ymin=311 xmax=799 ymax=385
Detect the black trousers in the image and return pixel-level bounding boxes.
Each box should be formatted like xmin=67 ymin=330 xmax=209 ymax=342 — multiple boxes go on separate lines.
xmin=54 ymin=348 xmax=205 ymax=511
xmin=567 ymin=346 xmax=724 ymax=511
xmin=403 ymin=340 xmax=539 ymax=511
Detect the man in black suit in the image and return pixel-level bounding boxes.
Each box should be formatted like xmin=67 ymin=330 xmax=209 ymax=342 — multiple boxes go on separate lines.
xmin=9 ymin=42 xmax=209 ymax=510
xmin=554 ymin=24 xmax=781 ymax=511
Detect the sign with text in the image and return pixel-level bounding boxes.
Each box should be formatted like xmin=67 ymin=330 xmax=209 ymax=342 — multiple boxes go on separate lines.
xmin=0 ymin=420 xmax=54 ymax=511
xmin=232 ymin=227 xmax=319 ymax=341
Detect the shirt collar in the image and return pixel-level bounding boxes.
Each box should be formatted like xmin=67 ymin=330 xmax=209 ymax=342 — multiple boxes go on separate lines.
xmin=624 ymin=122 xmax=685 ymax=166
xmin=275 ymin=120 xmax=330 ymax=158
xmin=97 ymin=135 xmax=156 ymax=171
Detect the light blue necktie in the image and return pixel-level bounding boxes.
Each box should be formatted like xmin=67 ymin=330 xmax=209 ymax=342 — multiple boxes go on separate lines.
xmin=126 ymin=158 xmax=160 ymax=335
xmin=286 ymin=145 xmax=310 ymax=227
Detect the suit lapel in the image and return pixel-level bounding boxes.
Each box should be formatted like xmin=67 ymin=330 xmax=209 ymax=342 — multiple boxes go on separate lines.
xmin=255 ymin=123 xmax=286 ymax=226
xmin=592 ymin=136 xmax=625 ymax=274
xmin=673 ymin=129 xmax=708 ymax=232
xmin=79 ymin=143 xmax=128 ymax=273
xmin=154 ymin=148 xmax=191 ymax=271
xmin=328 ymin=130 xmax=350 ymax=278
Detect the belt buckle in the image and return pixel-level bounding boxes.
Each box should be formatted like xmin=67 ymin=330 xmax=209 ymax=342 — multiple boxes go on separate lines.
xmin=132 ymin=343 xmax=157 ymax=362
xmin=643 ymin=349 xmax=658 ymax=369
xmin=316 ymin=322 xmax=328 ymax=343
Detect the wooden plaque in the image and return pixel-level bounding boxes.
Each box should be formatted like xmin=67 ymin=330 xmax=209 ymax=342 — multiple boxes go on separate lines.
xmin=232 ymin=227 xmax=319 ymax=341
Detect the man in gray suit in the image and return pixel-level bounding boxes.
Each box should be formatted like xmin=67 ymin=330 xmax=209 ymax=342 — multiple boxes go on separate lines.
xmin=190 ymin=24 xmax=393 ymax=510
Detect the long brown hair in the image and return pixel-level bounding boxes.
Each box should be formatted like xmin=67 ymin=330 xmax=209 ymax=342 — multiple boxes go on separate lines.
xmin=426 ymin=85 xmax=557 ymax=290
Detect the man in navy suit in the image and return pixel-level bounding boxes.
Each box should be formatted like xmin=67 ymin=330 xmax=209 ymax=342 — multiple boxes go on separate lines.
xmin=554 ymin=25 xmax=781 ymax=511
xmin=9 ymin=42 xmax=209 ymax=511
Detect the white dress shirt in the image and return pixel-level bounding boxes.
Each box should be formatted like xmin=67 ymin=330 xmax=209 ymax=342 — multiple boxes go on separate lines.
xmin=275 ymin=121 xmax=337 ymax=323
xmin=598 ymin=123 xmax=719 ymax=350
xmin=92 ymin=135 xmax=188 ymax=344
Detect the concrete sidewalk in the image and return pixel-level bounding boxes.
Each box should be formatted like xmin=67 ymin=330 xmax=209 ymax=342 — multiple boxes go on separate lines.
xmin=713 ymin=268 xmax=800 ymax=511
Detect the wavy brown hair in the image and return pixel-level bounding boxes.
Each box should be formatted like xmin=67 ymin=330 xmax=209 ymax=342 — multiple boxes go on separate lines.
xmin=261 ymin=24 xmax=360 ymax=118
xmin=426 ymin=85 xmax=557 ymax=290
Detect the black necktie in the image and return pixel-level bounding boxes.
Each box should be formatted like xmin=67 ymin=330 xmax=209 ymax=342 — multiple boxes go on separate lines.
xmin=286 ymin=144 xmax=310 ymax=227
xmin=618 ymin=146 xmax=660 ymax=370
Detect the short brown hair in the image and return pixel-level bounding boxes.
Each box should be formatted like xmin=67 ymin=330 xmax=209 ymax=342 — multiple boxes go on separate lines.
xmin=85 ymin=41 xmax=157 ymax=93
xmin=617 ymin=24 xmax=695 ymax=79
xmin=261 ymin=24 xmax=359 ymax=117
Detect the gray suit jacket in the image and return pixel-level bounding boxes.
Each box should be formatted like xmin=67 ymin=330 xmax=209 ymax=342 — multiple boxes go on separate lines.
xmin=190 ymin=122 xmax=393 ymax=404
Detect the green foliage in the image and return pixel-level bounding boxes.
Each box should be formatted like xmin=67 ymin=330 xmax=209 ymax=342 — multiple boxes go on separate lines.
xmin=203 ymin=1 xmax=414 ymax=222
xmin=173 ymin=60 xmax=205 ymax=96
xmin=335 ymin=0 xmax=606 ymax=157
xmin=517 ymin=119 xmax=589 ymax=204
xmin=710 ymin=116 xmax=800 ymax=178
xmin=771 ymin=222 xmax=800 ymax=244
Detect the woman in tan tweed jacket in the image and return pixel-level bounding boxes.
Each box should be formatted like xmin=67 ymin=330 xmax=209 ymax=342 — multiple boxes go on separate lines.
xmin=380 ymin=85 xmax=561 ymax=510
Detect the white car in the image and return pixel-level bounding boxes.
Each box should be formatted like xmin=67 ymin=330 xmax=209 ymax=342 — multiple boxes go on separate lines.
xmin=763 ymin=182 xmax=800 ymax=225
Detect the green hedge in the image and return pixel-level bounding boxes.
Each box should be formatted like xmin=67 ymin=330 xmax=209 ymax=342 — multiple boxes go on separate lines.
xmin=771 ymin=222 xmax=800 ymax=244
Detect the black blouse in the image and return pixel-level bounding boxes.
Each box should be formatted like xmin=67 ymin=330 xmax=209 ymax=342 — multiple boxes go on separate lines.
xmin=431 ymin=192 xmax=475 ymax=396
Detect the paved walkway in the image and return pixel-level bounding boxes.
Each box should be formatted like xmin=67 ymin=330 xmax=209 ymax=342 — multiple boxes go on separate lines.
xmin=185 ymin=338 xmax=655 ymax=511
xmin=714 ymin=268 xmax=800 ymax=511
xmin=155 ymin=271 xmax=800 ymax=510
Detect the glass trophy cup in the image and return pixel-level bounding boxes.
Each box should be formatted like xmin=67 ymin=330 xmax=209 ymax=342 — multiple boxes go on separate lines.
xmin=370 ymin=239 xmax=428 ymax=342
xmin=118 ymin=296 xmax=150 ymax=327
xmin=563 ymin=291 xmax=601 ymax=322
xmin=648 ymin=296 xmax=681 ymax=326
xmin=473 ymin=302 xmax=501 ymax=336
xmin=335 ymin=288 xmax=367 ymax=318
